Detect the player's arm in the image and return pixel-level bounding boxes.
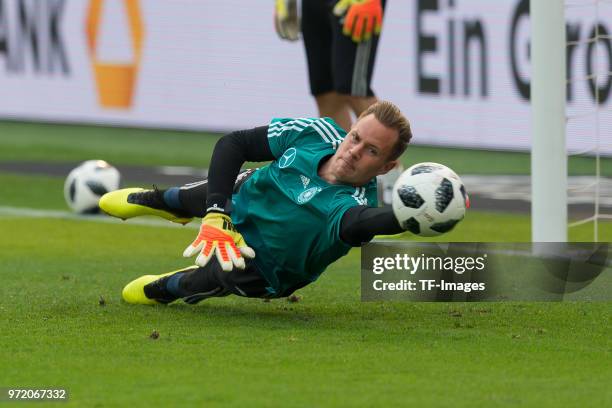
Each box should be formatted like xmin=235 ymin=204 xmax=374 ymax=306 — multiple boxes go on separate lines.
xmin=205 ymin=126 xmax=273 ymax=212
xmin=183 ymin=126 xmax=273 ymax=271
xmin=340 ymin=205 xmax=403 ymax=247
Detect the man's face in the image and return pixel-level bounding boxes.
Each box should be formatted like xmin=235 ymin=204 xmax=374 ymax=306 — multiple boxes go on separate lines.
xmin=330 ymin=113 xmax=399 ymax=186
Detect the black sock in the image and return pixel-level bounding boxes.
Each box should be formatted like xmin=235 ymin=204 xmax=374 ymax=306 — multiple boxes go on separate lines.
xmin=177 ymin=182 xmax=208 ymax=217
xmin=143 ymin=276 xmax=179 ymax=303
xmin=166 ymin=266 xmax=227 ymax=304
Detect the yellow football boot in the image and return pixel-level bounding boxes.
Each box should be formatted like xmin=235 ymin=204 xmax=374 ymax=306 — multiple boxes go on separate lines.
xmin=122 ymin=266 xmax=198 ymax=305
xmin=99 ymin=188 xmax=192 ymax=224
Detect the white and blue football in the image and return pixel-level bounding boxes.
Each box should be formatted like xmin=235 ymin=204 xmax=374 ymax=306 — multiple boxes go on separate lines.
xmin=64 ymin=160 xmax=121 ymax=214
xmin=392 ymin=163 xmax=468 ymax=237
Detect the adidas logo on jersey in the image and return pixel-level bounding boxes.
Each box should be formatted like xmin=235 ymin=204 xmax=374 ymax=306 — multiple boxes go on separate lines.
xmin=300 ymin=175 xmax=310 ymax=189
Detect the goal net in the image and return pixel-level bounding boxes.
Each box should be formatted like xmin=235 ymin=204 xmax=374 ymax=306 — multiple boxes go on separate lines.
xmin=532 ymin=0 xmax=612 ymax=242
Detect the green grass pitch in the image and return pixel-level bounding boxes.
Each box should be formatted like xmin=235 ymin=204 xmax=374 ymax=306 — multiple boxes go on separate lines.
xmin=0 ymin=121 xmax=610 ymax=406
xmin=0 ymin=215 xmax=610 ymax=407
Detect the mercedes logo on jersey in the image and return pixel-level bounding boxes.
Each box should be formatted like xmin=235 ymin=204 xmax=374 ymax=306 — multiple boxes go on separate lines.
xmin=279 ymin=148 xmax=297 ymax=168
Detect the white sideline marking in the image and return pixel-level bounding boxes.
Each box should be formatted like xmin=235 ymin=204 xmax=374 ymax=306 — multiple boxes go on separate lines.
xmin=462 ymin=175 xmax=612 ymax=206
xmin=157 ymin=166 xmax=208 ymax=177
xmin=0 ymin=206 xmax=199 ymax=229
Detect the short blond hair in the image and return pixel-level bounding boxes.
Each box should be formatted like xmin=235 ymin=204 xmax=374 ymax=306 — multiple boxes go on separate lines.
xmin=358 ymin=100 xmax=412 ymax=160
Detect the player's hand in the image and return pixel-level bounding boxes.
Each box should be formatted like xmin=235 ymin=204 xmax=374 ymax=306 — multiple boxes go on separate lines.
xmin=333 ymin=0 xmax=383 ymax=43
xmin=183 ymin=211 xmax=255 ymax=271
xmin=275 ymin=0 xmax=300 ymax=41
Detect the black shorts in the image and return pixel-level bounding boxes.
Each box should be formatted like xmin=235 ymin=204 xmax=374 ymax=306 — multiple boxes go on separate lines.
xmin=176 ymin=169 xmax=310 ymax=299
xmin=301 ymin=0 xmax=386 ymax=97
xmin=178 ymin=168 xmax=257 ymax=217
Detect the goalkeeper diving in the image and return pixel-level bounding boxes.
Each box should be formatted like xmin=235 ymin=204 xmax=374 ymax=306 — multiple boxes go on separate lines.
xmin=100 ymin=101 xmax=412 ymax=304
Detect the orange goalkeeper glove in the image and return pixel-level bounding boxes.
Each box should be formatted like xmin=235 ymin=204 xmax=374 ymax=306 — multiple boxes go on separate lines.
xmin=275 ymin=0 xmax=300 ymax=41
xmin=333 ymin=0 xmax=383 ymax=43
xmin=183 ymin=212 xmax=255 ymax=271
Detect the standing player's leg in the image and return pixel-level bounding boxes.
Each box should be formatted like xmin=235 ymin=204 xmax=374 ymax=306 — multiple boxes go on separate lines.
xmin=314 ymin=92 xmax=352 ymax=131
xmin=328 ymin=0 xmax=401 ymax=205
xmin=347 ymin=95 xmax=379 ymax=116
xmin=330 ymin=0 xmax=386 ymax=112
xmin=302 ymin=0 xmax=352 ymax=130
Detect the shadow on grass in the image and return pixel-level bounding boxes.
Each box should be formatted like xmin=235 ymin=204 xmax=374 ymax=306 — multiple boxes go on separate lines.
xmin=116 ymin=297 xmax=442 ymax=333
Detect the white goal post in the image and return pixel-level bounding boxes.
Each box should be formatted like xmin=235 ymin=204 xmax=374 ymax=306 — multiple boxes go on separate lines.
xmin=531 ymin=0 xmax=568 ymax=242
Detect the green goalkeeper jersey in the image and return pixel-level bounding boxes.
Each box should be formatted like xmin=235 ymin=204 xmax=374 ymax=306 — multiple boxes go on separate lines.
xmin=231 ymin=117 xmax=378 ymax=295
